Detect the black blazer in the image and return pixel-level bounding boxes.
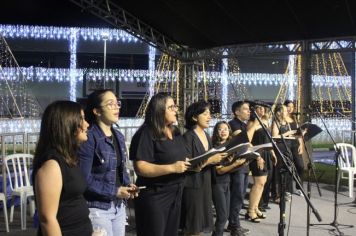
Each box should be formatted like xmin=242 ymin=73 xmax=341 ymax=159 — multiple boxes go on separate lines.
xmin=183 ymin=129 xmax=212 ymax=188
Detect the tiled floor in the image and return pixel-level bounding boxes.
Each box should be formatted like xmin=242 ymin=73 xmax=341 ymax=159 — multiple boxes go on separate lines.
xmin=1 ymin=182 xmax=355 ymax=236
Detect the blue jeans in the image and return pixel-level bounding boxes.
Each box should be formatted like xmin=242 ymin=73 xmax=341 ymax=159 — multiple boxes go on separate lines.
xmin=229 ymin=172 xmax=248 ymax=229
xmin=89 ymin=202 xmax=126 ymax=236
xmin=212 ymin=182 xmax=230 ymax=236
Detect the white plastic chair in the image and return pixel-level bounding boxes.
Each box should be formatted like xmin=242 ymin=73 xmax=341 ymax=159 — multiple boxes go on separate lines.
xmin=335 ymin=143 xmax=356 ymax=198
xmin=0 ymin=192 xmax=9 ymax=232
xmin=4 ymin=153 xmax=35 ymax=230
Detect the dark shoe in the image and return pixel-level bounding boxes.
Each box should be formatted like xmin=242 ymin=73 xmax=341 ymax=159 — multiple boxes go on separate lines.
xmin=231 ymin=229 xmax=245 ymax=236
xmin=256 ymin=212 xmax=267 ymax=219
xmin=244 ymin=212 xmax=261 ymax=223
xmin=259 ymin=207 xmax=266 ymax=212
xmin=238 ymin=227 xmax=250 ymax=234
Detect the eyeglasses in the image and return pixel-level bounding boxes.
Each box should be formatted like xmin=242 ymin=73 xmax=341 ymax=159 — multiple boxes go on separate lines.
xmin=218 ymin=128 xmax=229 ymax=132
xmin=101 ymin=100 xmax=121 ymax=110
xmin=167 ymin=104 xmax=179 ymax=111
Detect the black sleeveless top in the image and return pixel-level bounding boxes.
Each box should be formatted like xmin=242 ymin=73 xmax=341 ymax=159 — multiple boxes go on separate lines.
xmin=33 ymin=150 xmax=92 ymax=235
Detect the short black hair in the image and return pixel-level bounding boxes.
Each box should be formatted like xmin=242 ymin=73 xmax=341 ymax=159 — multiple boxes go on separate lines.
xmin=284 ymin=100 xmax=294 ymax=106
xmin=185 ymin=100 xmax=211 ymax=130
xmin=231 ymin=101 xmax=248 ymax=113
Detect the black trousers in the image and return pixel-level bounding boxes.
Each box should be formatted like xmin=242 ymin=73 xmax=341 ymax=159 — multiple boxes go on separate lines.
xmin=228 ymin=172 xmax=248 ymax=229
xmin=134 ymin=183 xmax=183 ymax=236
xmin=212 ymin=182 xmax=230 ymax=236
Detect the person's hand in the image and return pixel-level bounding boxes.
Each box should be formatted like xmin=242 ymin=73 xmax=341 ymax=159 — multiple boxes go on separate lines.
xmin=271 ymin=154 xmax=277 ymax=166
xmin=127 ymin=183 xmax=139 ymax=198
xmin=302 ymin=128 xmax=308 ymax=136
xmin=298 ymin=145 xmax=303 ymax=155
xmin=171 ymin=159 xmax=191 ymax=173
xmin=286 ymin=130 xmax=297 ymax=137
xmin=190 ymin=162 xmax=204 ymax=172
xmin=257 ymin=156 xmax=265 ymax=170
xmin=117 ymin=186 xmax=134 ymax=199
xmin=226 ymin=156 xmax=234 ymax=163
xmin=209 ymin=152 xmax=228 ymax=165
xmin=92 ymin=226 xmax=107 ymax=236
xmin=234 ymin=158 xmax=246 ymax=168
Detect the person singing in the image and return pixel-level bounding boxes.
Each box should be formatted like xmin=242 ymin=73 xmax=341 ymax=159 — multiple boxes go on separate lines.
xmin=130 ymin=93 xmax=190 ymax=236
xmin=78 ymin=90 xmax=137 ymax=236
xmin=211 ymin=121 xmax=246 ymax=236
xmin=181 ymin=101 xmax=227 ymax=236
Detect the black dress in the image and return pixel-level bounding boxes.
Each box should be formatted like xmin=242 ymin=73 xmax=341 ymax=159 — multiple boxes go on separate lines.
xmin=181 ymin=130 xmax=214 ymax=234
xmin=33 ymin=149 xmax=92 ymax=236
xmin=274 ymin=123 xmax=294 ymax=193
xmin=250 ymin=126 xmax=271 ymax=176
xmin=129 ymin=125 xmax=188 ymax=236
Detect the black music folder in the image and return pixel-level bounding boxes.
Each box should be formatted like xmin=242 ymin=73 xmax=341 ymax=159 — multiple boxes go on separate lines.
xmin=300 ymin=122 xmax=323 ymax=141
xmin=188 ymin=132 xmax=273 ymax=167
xmin=188 ymin=133 xmax=248 ymax=167
xmin=226 ymin=142 xmax=274 ymax=163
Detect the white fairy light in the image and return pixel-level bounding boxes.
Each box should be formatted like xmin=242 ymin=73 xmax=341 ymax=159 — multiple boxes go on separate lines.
xmin=69 ymin=28 xmax=79 ymax=101
xmin=0 ymin=67 xmax=351 ymax=88
xmin=221 ymin=51 xmax=228 ymax=116
xmin=148 ymin=46 xmax=156 ymax=99
xmin=0 ymin=24 xmax=139 ymax=43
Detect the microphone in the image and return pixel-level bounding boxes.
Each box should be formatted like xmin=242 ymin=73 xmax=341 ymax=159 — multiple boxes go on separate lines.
xmin=245 ymin=100 xmax=271 ymax=108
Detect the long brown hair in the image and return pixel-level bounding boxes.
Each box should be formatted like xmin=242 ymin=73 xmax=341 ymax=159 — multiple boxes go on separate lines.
xmin=34 ymin=101 xmax=83 ymax=168
xmin=144 ymin=93 xmax=175 ymax=139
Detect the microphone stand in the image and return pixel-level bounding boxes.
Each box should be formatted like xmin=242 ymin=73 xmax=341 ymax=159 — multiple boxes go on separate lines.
xmin=292 ymin=114 xmax=322 ymax=236
xmin=251 ymin=107 xmax=322 ymax=236
xmin=309 ymin=108 xmax=354 ymax=235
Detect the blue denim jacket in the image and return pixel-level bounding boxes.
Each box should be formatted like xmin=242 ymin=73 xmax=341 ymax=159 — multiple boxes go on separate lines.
xmin=78 ymin=123 xmax=130 ymax=210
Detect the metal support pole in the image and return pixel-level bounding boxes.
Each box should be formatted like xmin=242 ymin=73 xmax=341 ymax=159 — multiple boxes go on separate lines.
xmin=351 ymin=47 xmax=356 ymax=146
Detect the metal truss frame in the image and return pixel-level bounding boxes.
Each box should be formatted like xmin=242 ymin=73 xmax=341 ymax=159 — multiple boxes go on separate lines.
xmin=185 ymin=37 xmax=356 ymax=60
xmin=69 ymin=0 xmax=356 ymax=60
xmin=69 ymin=0 xmax=184 ymax=59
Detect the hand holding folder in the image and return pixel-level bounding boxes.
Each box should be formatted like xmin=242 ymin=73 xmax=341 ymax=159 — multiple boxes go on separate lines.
xmin=188 ymin=131 xmax=273 ymax=167
xmin=299 ymin=122 xmax=323 ymax=141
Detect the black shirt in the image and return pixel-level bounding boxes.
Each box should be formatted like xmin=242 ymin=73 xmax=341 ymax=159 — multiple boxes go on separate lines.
xmin=129 ymin=125 xmax=188 ymax=187
xmin=212 ymin=142 xmax=231 ymax=184
xmin=33 ymin=149 xmax=91 ymax=235
xmin=228 ymin=118 xmax=249 ymax=174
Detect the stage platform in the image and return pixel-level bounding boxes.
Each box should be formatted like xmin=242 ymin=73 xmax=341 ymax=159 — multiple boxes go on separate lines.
xmin=1 ymin=181 xmax=355 ymax=236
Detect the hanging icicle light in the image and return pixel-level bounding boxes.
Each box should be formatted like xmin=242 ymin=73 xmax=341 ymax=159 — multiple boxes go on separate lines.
xmin=0 ymin=24 xmax=140 ymax=43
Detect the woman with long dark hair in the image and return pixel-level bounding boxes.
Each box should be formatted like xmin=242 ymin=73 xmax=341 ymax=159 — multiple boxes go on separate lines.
xmin=181 ymin=101 xmax=227 ymax=236
xmin=33 ymin=101 xmax=92 ymax=236
xmin=246 ymin=105 xmax=276 ymax=221
xmin=271 ymin=104 xmax=296 ymax=202
xmin=78 ymin=89 xmax=137 ymax=236
xmin=284 ymin=100 xmax=305 ymax=196
xmin=130 ymin=92 xmax=190 ymax=236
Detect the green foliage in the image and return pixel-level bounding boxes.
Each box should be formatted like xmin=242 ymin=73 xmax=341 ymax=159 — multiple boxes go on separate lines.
xmin=305 ymin=163 xmax=349 ymax=186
